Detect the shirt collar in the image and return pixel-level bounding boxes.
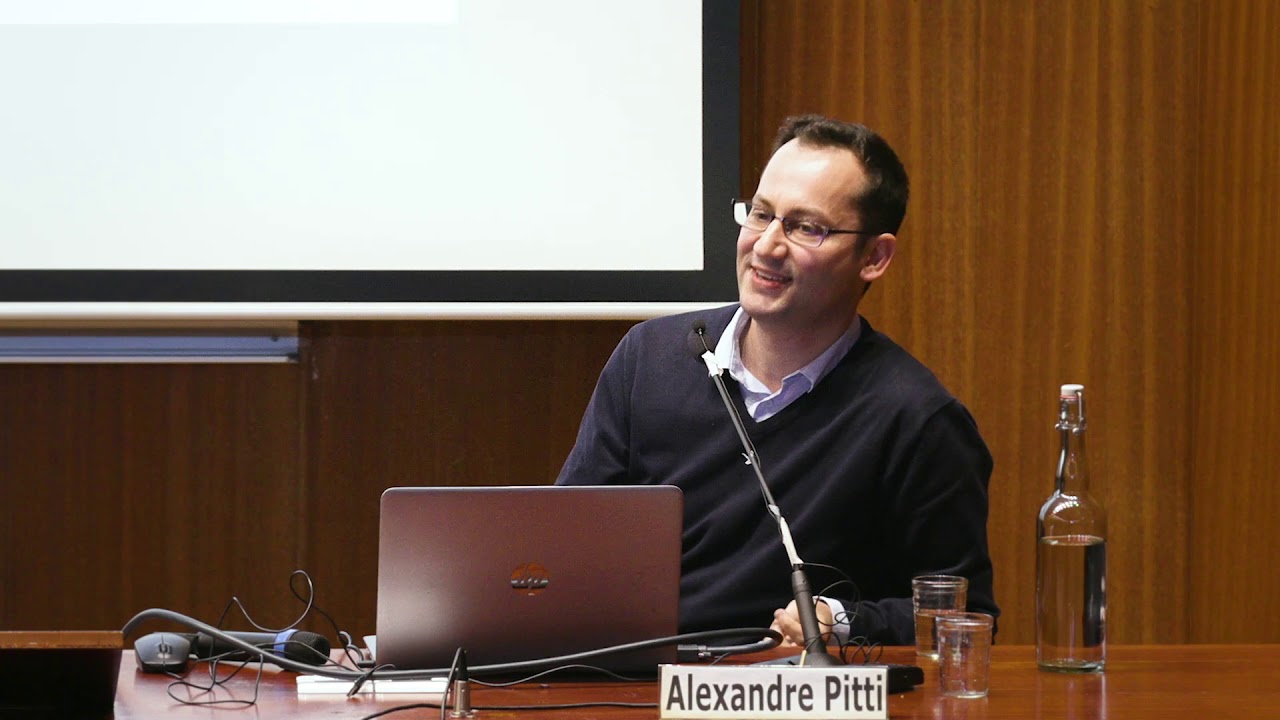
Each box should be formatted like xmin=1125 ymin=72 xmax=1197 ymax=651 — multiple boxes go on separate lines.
xmin=713 ymin=307 xmax=862 ymax=392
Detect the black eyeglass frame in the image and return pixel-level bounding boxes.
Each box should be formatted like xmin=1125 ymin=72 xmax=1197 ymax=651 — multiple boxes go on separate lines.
xmin=731 ymin=198 xmax=878 ymax=248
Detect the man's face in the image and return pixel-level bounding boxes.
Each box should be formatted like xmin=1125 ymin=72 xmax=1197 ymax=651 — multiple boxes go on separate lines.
xmin=737 ymin=139 xmax=874 ymax=335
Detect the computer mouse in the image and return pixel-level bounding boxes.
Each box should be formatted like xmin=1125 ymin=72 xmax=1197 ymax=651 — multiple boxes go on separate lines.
xmin=134 ymin=631 xmax=192 ymax=674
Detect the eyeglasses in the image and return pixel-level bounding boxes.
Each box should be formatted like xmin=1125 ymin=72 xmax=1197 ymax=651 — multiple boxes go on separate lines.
xmin=732 ymin=199 xmax=876 ymax=248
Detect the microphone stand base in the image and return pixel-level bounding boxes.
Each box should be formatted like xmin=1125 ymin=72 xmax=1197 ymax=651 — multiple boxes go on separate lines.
xmin=792 ymin=650 xmax=842 ymax=667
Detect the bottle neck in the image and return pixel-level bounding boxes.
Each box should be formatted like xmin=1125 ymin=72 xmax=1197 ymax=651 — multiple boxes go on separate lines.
xmin=1055 ymin=399 xmax=1089 ymax=494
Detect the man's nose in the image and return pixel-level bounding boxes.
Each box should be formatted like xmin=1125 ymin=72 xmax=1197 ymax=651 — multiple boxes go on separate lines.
xmin=754 ymin=218 xmax=789 ymax=256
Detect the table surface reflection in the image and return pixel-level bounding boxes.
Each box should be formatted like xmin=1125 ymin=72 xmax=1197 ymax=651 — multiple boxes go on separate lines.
xmin=111 ymin=644 xmax=1280 ymax=719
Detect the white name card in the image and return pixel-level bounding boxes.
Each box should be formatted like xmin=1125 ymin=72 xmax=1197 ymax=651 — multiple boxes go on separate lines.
xmin=659 ymin=664 xmax=888 ymax=719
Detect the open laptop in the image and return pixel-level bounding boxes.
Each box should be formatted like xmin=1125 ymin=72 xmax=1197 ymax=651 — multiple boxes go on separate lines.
xmin=375 ymin=485 xmax=683 ymax=673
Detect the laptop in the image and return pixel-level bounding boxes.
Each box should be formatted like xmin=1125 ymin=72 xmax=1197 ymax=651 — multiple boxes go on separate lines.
xmin=375 ymin=485 xmax=683 ymax=673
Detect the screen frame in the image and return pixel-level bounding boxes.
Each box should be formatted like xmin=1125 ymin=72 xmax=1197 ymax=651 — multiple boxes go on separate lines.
xmin=0 ymin=1 xmax=740 ymax=316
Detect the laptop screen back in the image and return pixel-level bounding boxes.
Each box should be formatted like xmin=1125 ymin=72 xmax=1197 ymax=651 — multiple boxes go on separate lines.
xmin=375 ymin=485 xmax=683 ymax=672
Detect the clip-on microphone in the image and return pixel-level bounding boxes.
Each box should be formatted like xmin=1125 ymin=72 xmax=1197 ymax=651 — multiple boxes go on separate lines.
xmin=690 ymin=321 xmax=840 ymax=667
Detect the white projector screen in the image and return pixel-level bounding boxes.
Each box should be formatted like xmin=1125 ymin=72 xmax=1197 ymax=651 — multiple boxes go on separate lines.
xmin=0 ymin=0 xmax=740 ymax=319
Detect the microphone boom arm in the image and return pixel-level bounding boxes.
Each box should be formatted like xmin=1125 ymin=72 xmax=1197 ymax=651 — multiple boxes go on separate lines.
xmin=700 ymin=350 xmax=803 ymax=567
xmin=694 ymin=327 xmax=839 ymax=666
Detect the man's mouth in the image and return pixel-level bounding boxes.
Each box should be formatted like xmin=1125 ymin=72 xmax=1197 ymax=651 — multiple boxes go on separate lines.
xmin=752 ymin=267 xmax=790 ymax=285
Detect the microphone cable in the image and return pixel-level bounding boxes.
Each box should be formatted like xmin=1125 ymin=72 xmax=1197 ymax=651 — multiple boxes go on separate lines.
xmin=143 ymin=569 xmax=358 ymax=707
xmin=125 ymin=607 xmax=783 ymax=683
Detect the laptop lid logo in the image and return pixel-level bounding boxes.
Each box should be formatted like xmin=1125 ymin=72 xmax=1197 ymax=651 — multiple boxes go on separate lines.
xmin=510 ymin=563 xmax=550 ymax=595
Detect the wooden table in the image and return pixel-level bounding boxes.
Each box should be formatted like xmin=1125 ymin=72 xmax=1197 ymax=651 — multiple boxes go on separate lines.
xmin=111 ymin=645 xmax=1280 ymax=718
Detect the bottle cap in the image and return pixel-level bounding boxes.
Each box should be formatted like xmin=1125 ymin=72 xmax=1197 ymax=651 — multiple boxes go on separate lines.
xmin=1060 ymin=383 xmax=1084 ymax=399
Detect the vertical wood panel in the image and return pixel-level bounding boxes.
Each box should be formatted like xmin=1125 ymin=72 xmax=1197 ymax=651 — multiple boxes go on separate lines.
xmin=0 ymin=364 xmax=301 ymax=631
xmin=1191 ymin=0 xmax=1280 ymax=642
xmin=300 ymin=320 xmax=632 ymax=637
xmin=745 ymin=0 xmax=1197 ymax=642
xmin=974 ymin=0 xmax=1197 ymax=645
xmin=742 ymin=1 xmax=984 ymax=379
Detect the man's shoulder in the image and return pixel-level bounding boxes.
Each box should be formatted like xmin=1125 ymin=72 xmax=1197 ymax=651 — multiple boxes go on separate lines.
xmin=622 ymin=304 xmax=739 ymax=348
xmin=831 ymin=328 xmax=988 ymax=455
xmin=597 ymin=305 xmax=739 ymax=384
xmin=844 ymin=321 xmax=964 ymax=414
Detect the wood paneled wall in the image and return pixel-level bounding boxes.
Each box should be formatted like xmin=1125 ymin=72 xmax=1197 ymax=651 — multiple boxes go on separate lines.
xmin=297 ymin=320 xmax=633 ymax=638
xmin=1 ymin=0 xmax=1276 ymax=645
xmin=1190 ymin=0 xmax=1280 ymax=642
xmin=743 ymin=0 xmax=1201 ymax=644
xmin=0 ymin=364 xmax=303 ymax=630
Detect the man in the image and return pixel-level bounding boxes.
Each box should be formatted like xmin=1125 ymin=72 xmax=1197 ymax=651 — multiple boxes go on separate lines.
xmin=557 ymin=115 xmax=996 ymax=647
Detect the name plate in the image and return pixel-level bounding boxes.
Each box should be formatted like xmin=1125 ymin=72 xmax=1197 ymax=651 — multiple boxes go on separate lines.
xmin=659 ymin=664 xmax=888 ymax=719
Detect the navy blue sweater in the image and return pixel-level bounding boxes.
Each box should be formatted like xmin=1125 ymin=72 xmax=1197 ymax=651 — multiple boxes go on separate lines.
xmin=557 ymin=305 xmax=997 ymax=644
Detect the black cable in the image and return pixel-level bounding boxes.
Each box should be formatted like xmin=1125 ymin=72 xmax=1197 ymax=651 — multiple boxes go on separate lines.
xmin=349 ymin=662 xmax=400 ymax=697
xmin=209 ymin=570 xmax=356 ymax=667
xmin=472 ymin=663 xmax=650 ymax=687
xmin=139 ymin=570 xmax=367 ymax=708
xmin=212 ymin=569 xmax=316 ymax=635
xmin=288 ymin=571 xmax=367 ymax=668
xmin=124 ymin=607 xmax=782 ymax=681
xmin=479 ymin=701 xmax=656 ymax=710
xmin=840 ymin=636 xmax=884 ymax=665
xmin=813 ymin=566 xmax=861 ymax=604
xmin=216 ymin=570 xmax=360 ymax=666
xmin=803 ymin=573 xmax=885 ymax=668
xmin=438 ymin=648 xmax=462 ymax=720
xmin=162 ymin=637 xmax=354 ymax=708
xmin=706 ymin=651 xmax=735 ymax=667
xmin=359 ymin=700 xmax=658 ymax=719
xmin=165 ymin=653 xmax=266 ymax=708
xmin=803 ymin=563 xmax=863 ymax=648
xmin=128 ymin=567 xmax=781 ymax=713
xmin=367 ymin=650 xmax=617 ymax=720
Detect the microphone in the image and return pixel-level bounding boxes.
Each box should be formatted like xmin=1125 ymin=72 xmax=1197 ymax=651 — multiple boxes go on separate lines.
xmin=134 ymin=628 xmax=331 ymax=670
xmin=689 ymin=320 xmax=841 ymax=666
xmin=188 ymin=628 xmax=331 ymax=665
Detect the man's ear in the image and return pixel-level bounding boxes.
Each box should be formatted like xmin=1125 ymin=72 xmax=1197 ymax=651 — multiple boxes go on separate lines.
xmin=859 ymin=233 xmax=896 ymax=283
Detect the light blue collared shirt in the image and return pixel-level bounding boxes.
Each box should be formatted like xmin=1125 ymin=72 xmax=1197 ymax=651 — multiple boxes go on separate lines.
xmin=713 ymin=307 xmax=862 ymax=421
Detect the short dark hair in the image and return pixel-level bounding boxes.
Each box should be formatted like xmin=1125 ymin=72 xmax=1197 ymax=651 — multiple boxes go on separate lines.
xmin=773 ymin=115 xmax=910 ymax=234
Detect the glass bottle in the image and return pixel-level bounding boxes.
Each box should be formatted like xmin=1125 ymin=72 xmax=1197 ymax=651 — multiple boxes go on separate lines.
xmin=1036 ymin=383 xmax=1107 ymax=672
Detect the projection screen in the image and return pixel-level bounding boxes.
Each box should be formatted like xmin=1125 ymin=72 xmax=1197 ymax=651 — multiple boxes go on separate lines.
xmin=0 ymin=0 xmax=740 ymax=319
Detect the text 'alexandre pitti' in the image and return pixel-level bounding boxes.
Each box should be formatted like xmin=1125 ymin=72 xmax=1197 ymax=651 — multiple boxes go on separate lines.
xmin=659 ymin=665 xmax=888 ymax=720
